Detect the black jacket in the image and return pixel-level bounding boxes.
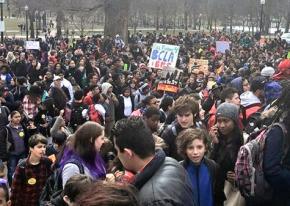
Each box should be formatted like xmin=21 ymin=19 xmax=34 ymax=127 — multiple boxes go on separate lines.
xmin=181 ymin=158 xmax=226 ymax=206
xmin=133 ymin=150 xmax=196 ymax=206
xmin=209 ymin=129 xmax=243 ymax=193
xmin=264 ymin=125 xmax=290 ymax=206
xmin=116 ymin=95 xmax=134 ymax=121
xmin=0 ymin=124 xmax=29 ymax=161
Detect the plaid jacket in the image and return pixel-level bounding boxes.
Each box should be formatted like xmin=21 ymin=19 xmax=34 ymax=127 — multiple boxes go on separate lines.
xmin=11 ymin=157 xmax=52 ymax=206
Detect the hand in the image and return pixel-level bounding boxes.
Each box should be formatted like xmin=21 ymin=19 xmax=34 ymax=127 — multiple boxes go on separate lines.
xmin=227 ymin=171 xmax=236 ymax=184
xmin=209 ymin=125 xmax=219 ymax=144
xmin=59 ymin=109 xmax=64 ymax=117
xmin=105 ymin=173 xmax=116 ymax=183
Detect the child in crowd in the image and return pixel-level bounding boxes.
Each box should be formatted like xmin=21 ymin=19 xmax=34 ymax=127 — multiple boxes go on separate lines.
xmin=176 ymin=128 xmax=225 ymax=206
xmin=10 ymin=134 xmax=52 ymax=206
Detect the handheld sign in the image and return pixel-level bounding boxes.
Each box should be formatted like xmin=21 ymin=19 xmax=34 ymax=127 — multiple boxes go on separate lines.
xmin=26 ymin=41 xmax=40 ymax=50
xmin=0 ymin=21 xmax=4 ymax=32
xmin=216 ymin=41 xmax=230 ymax=53
xmin=148 ymin=43 xmax=180 ymax=69
xmin=188 ymin=59 xmax=209 ymax=74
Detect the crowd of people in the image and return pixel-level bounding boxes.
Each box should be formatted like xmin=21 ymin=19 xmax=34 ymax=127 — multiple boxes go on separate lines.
xmin=0 ymin=29 xmax=289 ymax=206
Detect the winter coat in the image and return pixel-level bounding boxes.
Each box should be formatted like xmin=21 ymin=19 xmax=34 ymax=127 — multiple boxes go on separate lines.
xmin=264 ymin=124 xmax=290 ymax=206
xmin=133 ymin=150 xmax=196 ymax=206
xmin=181 ymin=158 xmax=226 ymax=206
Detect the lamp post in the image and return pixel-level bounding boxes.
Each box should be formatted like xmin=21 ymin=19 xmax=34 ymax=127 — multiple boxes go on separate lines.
xmin=0 ymin=0 xmax=4 ymax=44
xmin=25 ymin=5 xmax=29 ymax=41
xmin=260 ymin=0 xmax=265 ymax=33
xmin=198 ymin=13 xmax=202 ymax=31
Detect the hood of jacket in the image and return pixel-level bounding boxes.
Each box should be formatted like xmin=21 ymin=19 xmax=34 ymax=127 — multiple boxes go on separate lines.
xmin=240 ymin=91 xmax=261 ymax=107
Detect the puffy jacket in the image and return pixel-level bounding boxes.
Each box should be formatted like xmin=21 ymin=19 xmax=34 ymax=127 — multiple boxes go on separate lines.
xmin=134 ymin=150 xmax=196 ymax=206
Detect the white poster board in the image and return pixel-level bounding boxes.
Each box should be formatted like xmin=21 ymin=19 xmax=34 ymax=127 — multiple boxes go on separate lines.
xmin=26 ymin=41 xmax=40 ymax=50
xmin=0 ymin=21 xmax=5 ymax=32
xmin=216 ymin=41 xmax=230 ymax=53
xmin=148 ymin=43 xmax=180 ymax=69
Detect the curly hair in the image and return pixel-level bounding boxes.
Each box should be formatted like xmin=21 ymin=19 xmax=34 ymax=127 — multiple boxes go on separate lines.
xmin=173 ymin=95 xmax=199 ymax=116
xmin=176 ymin=128 xmax=210 ymax=159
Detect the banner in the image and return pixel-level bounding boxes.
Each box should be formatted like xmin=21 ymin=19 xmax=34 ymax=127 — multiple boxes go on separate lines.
xmin=216 ymin=41 xmax=230 ymax=53
xmin=148 ymin=43 xmax=180 ymax=69
xmin=26 ymin=41 xmax=40 ymax=50
xmin=188 ymin=58 xmax=209 ymax=74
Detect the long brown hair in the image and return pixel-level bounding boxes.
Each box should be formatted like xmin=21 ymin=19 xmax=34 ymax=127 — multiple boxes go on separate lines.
xmin=76 ymin=181 xmax=139 ymax=206
xmin=73 ymin=121 xmax=104 ymax=163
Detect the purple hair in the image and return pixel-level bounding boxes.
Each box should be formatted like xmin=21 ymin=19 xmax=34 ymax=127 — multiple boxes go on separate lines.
xmin=59 ymin=145 xmax=106 ymax=180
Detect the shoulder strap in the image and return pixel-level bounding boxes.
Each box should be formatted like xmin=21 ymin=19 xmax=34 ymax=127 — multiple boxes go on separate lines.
xmin=169 ymin=125 xmax=177 ymax=136
xmin=66 ymin=159 xmax=85 ymax=174
xmin=272 ymin=123 xmax=289 ymax=164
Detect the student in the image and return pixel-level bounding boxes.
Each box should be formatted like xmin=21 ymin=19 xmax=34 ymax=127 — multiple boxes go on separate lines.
xmin=209 ymin=102 xmax=243 ymax=203
xmin=75 ymin=181 xmax=140 ymax=206
xmin=10 ymin=134 xmax=52 ymax=206
xmin=161 ymin=95 xmax=200 ymax=160
xmin=2 ymin=111 xmax=28 ymax=185
xmin=263 ymin=81 xmax=290 ymax=206
xmin=112 ymin=117 xmax=196 ymax=206
xmin=143 ymin=107 xmax=167 ymax=150
xmin=48 ymin=174 xmax=93 ymax=206
xmin=0 ymin=179 xmax=11 ymax=206
xmin=176 ymin=128 xmax=225 ymax=206
xmin=60 ymin=121 xmax=106 ymax=188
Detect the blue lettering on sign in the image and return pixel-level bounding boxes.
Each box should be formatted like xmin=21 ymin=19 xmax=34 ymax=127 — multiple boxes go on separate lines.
xmin=152 ymin=49 xmax=159 ymax=60
xmin=158 ymin=51 xmax=165 ymax=60
xmin=151 ymin=49 xmax=175 ymax=62
xmin=168 ymin=52 xmax=174 ymax=62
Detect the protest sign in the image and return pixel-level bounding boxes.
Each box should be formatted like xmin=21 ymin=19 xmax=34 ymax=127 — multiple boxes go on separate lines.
xmin=216 ymin=41 xmax=230 ymax=53
xmin=148 ymin=43 xmax=180 ymax=69
xmin=0 ymin=21 xmax=5 ymax=32
xmin=26 ymin=41 xmax=40 ymax=50
xmin=157 ymin=83 xmax=179 ymax=93
xmin=188 ymin=58 xmax=209 ymax=74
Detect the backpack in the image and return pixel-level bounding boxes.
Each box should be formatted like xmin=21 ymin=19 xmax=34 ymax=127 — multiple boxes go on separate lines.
xmin=39 ymin=159 xmax=84 ymax=205
xmin=241 ymin=103 xmax=262 ymax=127
xmin=0 ymin=106 xmax=9 ymax=126
xmin=69 ymin=105 xmax=87 ymax=130
xmin=88 ymin=104 xmax=104 ymax=125
xmin=235 ymin=122 xmax=288 ymax=204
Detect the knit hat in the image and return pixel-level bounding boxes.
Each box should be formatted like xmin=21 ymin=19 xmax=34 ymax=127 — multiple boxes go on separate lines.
xmin=101 ymin=82 xmax=113 ymax=95
xmin=216 ymin=102 xmax=239 ymax=123
xmin=264 ymin=81 xmax=282 ymax=104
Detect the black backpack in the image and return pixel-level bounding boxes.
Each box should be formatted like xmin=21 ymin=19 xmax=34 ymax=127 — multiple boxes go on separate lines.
xmin=39 ymin=159 xmax=84 ymax=206
xmin=69 ymin=105 xmax=87 ymax=131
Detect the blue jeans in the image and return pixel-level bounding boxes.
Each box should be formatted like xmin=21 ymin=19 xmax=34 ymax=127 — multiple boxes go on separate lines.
xmin=8 ymin=153 xmax=26 ymax=185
